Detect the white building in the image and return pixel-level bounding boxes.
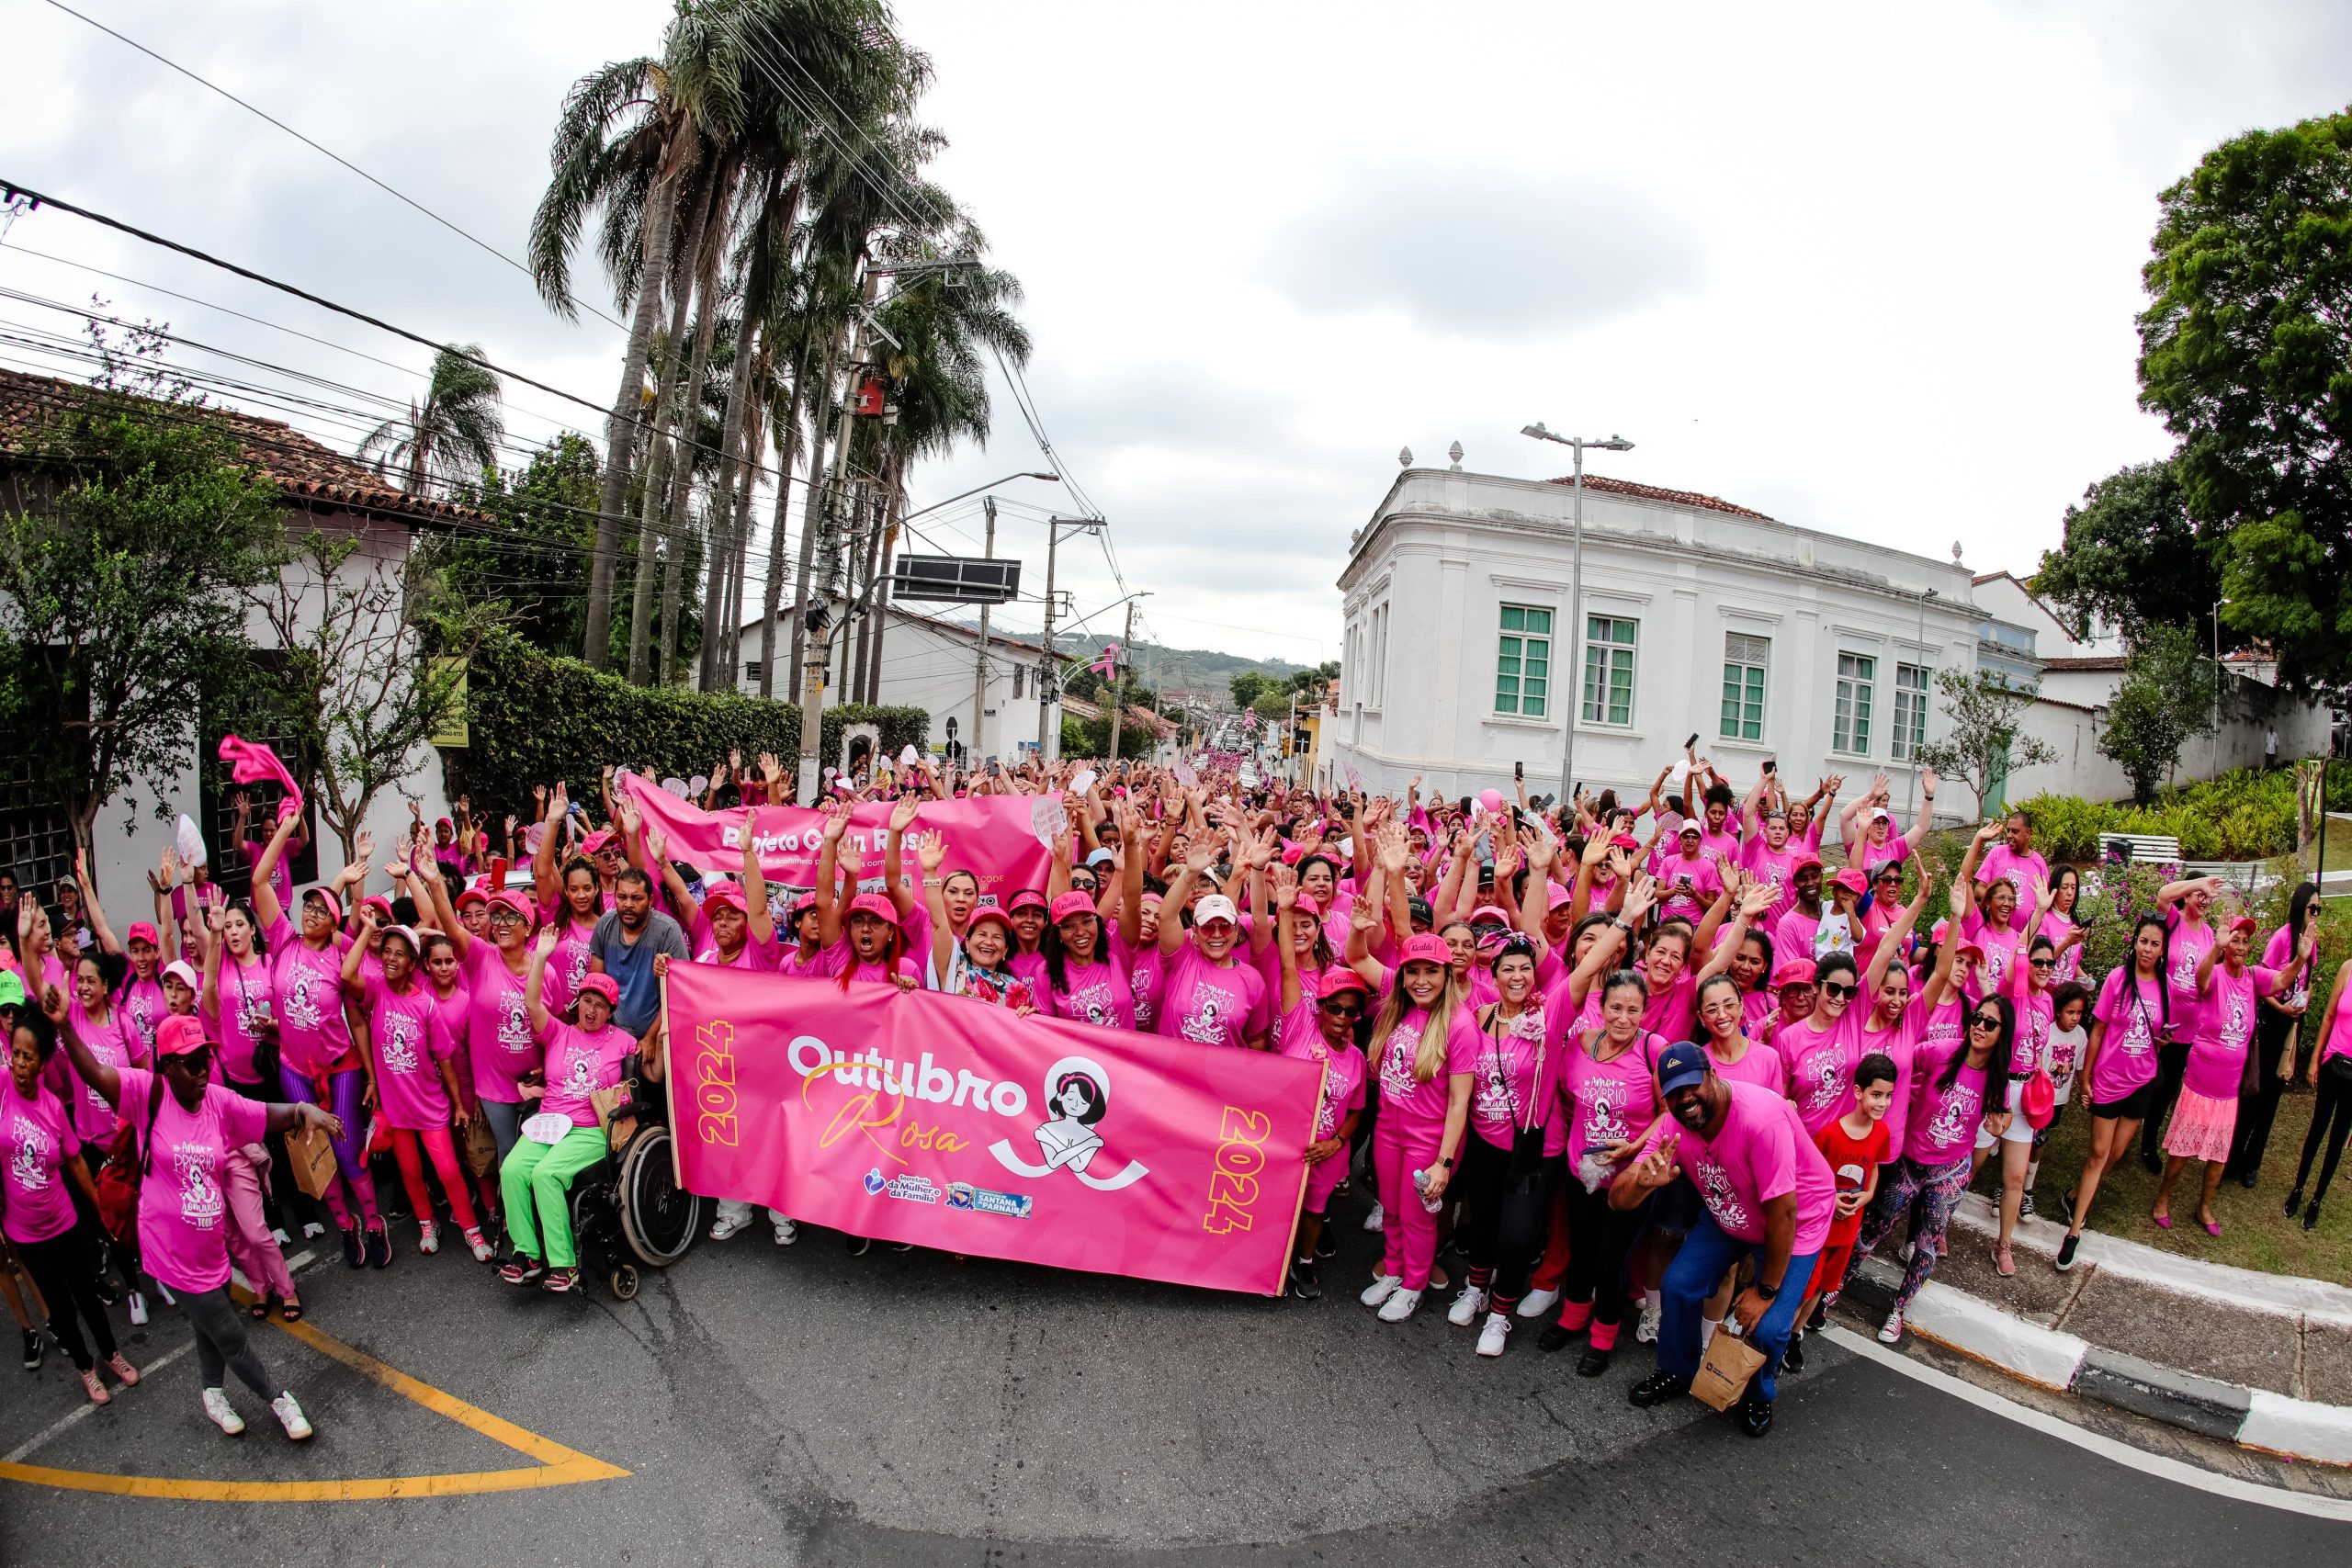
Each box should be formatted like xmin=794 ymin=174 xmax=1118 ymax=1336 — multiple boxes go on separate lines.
xmin=736 ymin=604 xmax=1051 ymax=764
xmin=1331 ymin=466 xmax=1990 ymax=811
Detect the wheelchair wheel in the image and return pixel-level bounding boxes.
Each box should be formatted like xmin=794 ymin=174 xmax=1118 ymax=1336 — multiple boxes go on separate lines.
xmin=609 ymin=1264 xmax=639 ymax=1301
xmin=618 ymin=1123 xmax=703 ymax=1267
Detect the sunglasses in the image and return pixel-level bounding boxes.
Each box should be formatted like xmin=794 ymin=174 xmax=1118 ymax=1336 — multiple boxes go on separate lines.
xmin=2028 ymin=956 xmax=2055 ymax=970
xmin=1969 ymin=1013 xmax=2004 ymax=1031
xmin=1821 ymin=981 xmax=1857 ymax=999
xmin=1318 ymin=997 xmax=1364 ymax=1016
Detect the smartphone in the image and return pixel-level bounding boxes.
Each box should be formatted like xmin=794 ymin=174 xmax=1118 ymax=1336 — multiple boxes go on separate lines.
xmin=1683 ymin=732 xmax=1700 ymax=750
xmin=1763 ymin=758 xmax=1777 ymax=774
xmin=1514 ymin=760 xmax=1524 ymax=782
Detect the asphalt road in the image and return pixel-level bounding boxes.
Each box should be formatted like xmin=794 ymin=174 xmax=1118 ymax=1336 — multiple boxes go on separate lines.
xmin=4 ymin=1207 xmax=2346 ymax=1567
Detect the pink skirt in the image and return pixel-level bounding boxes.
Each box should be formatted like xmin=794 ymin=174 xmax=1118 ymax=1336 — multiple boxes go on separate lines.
xmin=2163 ymin=1086 xmax=2237 ymax=1163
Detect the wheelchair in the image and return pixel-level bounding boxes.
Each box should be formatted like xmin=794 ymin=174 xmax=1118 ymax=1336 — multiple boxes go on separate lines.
xmin=562 ymin=1057 xmax=707 ymax=1300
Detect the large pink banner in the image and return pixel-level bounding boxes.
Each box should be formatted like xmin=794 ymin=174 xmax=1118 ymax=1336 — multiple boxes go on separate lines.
xmin=661 ymin=964 xmax=1325 ymax=1295
xmin=621 ymin=773 xmax=1056 ymax=902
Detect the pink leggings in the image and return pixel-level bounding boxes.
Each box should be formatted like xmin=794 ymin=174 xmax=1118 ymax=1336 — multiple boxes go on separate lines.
xmin=1374 ymin=1118 xmax=1444 ymax=1290
xmin=223 ymin=1146 xmax=295 ymax=1300
xmin=390 ymin=1128 xmax=482 ymax=1234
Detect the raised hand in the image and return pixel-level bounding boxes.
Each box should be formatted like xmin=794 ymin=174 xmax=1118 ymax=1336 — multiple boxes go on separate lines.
xmin=1621 ymin=874 xmax=1659 ymax=929
xmin=889 ymin=794 xmax=922 ymax=832
xmin=1271 ymin=862 xmax=1298 ymax=910
xmin=354 ymin=829 xmax=376 ymax=865
xmin=913 ymin=830 xmax=947 ymax=876
xmin=1630 ymin=1130 xmax=1679 ymax=1191
xmin=646 ymin=826 xmax=669 ymax=865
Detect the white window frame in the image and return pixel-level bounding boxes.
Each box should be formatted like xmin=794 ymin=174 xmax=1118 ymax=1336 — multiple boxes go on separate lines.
xmin=1834 ymin=652 xmax=1876 ymax=756
xmin=1581 ymin=615 xmax=1639 ymax=728
xmin=1720 ymin=632 xmax=1769 ymax=742
xmin=1495 ymin=603 xmax=1554 ymax=718
xmin=1892 ymin=662 xmax=1930 ymax=761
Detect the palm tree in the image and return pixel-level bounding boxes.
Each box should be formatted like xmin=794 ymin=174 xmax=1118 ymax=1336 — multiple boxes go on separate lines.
xmin=356 ymin=344 xmax=505 ymax=495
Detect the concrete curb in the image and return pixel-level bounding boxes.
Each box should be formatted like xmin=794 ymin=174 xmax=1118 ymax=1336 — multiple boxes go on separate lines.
xmin=1844 ymin=1257 xmax=2352 ymax=1466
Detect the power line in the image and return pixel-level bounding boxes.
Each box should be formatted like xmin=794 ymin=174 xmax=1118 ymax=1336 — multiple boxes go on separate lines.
xmin=36 ymin=0 xmax=627 ymax=331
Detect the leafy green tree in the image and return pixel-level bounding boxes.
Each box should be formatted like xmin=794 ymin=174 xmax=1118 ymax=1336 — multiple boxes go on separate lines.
xmin=1912 ymin=669 xmax=2057 ymax=814
xmin=421 ymin=433 xmax=602 ymax=656
xmin=2097 ymin=625 xmax=2219 ymax=804
xmin=0 ymin=362 xmax=281 ymax=855
xmin=2136 ymin=108 xmax=2352 ymax=692
xmin=1230 ymin=670 xmax=1272 ymax=710
xmin=356 ymin=344 xmax=505 ymax=496
xmin=2035 ymin=459 xmax=2224 ymax=644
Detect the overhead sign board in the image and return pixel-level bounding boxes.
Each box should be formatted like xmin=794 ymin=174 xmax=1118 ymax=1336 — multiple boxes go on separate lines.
xmin=891 ymin=555 xmax=1022 ymax=605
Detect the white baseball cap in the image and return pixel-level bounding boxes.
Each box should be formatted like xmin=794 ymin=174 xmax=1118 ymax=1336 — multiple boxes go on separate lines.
xmin=1193 ymin=894 xmax=1239 ymax=928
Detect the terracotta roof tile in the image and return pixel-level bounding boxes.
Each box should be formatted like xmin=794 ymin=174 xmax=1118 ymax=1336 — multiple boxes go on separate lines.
xmin=1544 ymin=472 xmax=1775 ymax=522
xmin=2039 ymin=655 xmax=2127 ymax=671
xmin=0 ymin=367 xmax=488 ymax=525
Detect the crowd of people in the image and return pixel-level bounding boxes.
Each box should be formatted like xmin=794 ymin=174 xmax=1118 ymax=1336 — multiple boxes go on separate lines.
xmin=2 ymin=746 xmax=2346 ymax=1446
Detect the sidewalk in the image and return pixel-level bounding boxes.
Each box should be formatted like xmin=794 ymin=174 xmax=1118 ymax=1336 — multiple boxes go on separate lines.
xmin=1839 ymin=1193 xmax=2352 ymax=1465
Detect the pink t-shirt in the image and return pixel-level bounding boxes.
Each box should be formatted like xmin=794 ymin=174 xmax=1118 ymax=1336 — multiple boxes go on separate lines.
xmin=458 ymin=941 xmax=539 ymax=1103
xmin=539 ymin=914 xmax=599 ymax=1019
xmin=2187 ymin=964 xmax=2271 ymax=1100
xmin=1905 ymin=1035 xmax=1990 ymax=1165
xmin=1741 ymin=839 xmax=1804 ymax=924
xmin=243 ymin=838 xmax=295 ymax=914
xmin=1276 ymin=1003 xmax=1368 ymax=1145
xmin=1467 ymin=1005 xmax=1567 ymax=1156
xmin=1782 ymin=1014 xmax=1861 ymax=1134
xmin=1964 ymin=910 xmax=2026 ymax=1001
xmin=113 ymin=1068 xmax=268 ymax=1292
xmin=1127 ymin=944 xmax=1166 ymax=1032
xmin=1154 ymin=943 xmax=1269 ymax=1050
xmin=1 ymin=1082 xmax=82 ymax=1244
xmin=1045 ymin=942 xmax=1138 ymax=1032
xmin=204 ymin=954 xmax=276 ymax=1085
xmin=537 ymin=1019 xmax=635 ymax=1129
xmin=1772 ymin=906 xmax=1824 ymax=966
xmin=1642 ymin=968 xmax=1699 ymax=1042
xmin=363 ymin=972 xmax=458 ymax=1130
xmin=1654 ymin=852 xmax=1722 ymax=923
xmin=2320 ymin=979 xmax=2352 ymax=1067
xmin=119 ymin=976 xmax=169 ymax=1057
xmin=1853 ymin=830 xmax=1912 ymax=879
xmin=693 ymin=931 xmax=781 ymax=971
xmin=62 ymin=999 xmax=146 ymax=1144
xmin=2090 ymin=968 xmax=2166 ymax=1102
xmin=1698 ymin=821 xmax=1745 ymax=875
xmin=1666 ymin=1079 xmax=1837 ymax=1253
xmin=1977 ymin=843 xmax=2049 ymax=901
xmin=1708 ymin=1035 xmax=1785 ymax=1091
xmin=2165 ymin=911 xmax=2216 ymax=1031
xmin=1896 ymin=996 xmax=1962 ymax=1156
xmin=2044 ymin=912 xmax=2085 ymax=985
xmin=265 ymin=915 xmax=356 ymax=1078
xmin=818 ymin=938 xmax=914 ymax=987
xmin=1371 ymin=1005 xmax=1479 ymax=1131
xmin=1560 ymin=1029 xmax=1659 ymax=1181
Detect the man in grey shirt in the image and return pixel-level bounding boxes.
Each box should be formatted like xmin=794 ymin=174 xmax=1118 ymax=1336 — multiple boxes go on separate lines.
xmin=589 ymin=868 xmax=691 ymax=1037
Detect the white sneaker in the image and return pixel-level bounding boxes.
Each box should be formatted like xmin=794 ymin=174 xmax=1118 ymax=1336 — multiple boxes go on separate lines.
xmin=1635 ymin=1292 xmax=1662 ymax=1345
xmin=1362 ymin=1201 xmax=1385 ymax=1233
xmin=418 ymin=1221 xmax=440 ymax=1256
xmin=301 ymin=1221 xmax=325 ymax=1240
xmin=127 ymin=1291 xmax=149 ymax=1327
xmin=271 ymin=1392 xmax=313 ymax=1440
xmin=1515 ymin=1286 xmax=1561 ymax=1320
xmin=1376 ymin=1286 xmax=1422 ymax=1323
xmin=270 ymin=1226 xmax=292 ymax=1247
xmin=1447 ymin=1284 xmax=1489 ymax=1326
xmin=708 ymin=1211 xmax=750 ymax=1242
xmin=773 ymin=1220 xmax=798 ymax=1246
xmin=202 ymin=1387 xmax=245 ymax=1436
xmin=1878 ymin=1310 xmax=1905 ymax=1345
xmin=1476 ymin=1312 xmax=1512 ymax=1359
xmin=1359 ymin=1272 xmax=1402 ymax=1307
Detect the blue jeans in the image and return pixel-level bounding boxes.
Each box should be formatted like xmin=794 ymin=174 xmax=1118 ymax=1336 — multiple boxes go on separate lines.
xmin=1657 ymin=1213 xmax=1819 ymax=1403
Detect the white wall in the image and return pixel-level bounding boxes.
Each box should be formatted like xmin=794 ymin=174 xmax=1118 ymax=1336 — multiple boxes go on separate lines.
xmin=736 ymin=607 xmax=1035 ymax=761
xmin=1999 ymin=670 xmax=2333 ymax=809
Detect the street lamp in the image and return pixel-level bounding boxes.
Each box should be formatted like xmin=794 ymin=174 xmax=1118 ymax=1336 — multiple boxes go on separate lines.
xmin=1521 ymin=423 xmax=1634 ymax=812
xmin=899 ymin=471 xmax=1059 ymax=527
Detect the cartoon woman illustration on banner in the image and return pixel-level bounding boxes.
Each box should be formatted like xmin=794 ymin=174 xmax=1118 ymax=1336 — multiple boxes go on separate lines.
xmin=989 ymin=1055 xmax=1149 ymax=1191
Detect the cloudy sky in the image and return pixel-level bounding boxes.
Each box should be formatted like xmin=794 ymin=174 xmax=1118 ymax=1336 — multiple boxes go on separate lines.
xmin=6 ymin=0 xmax=2347 ymax=671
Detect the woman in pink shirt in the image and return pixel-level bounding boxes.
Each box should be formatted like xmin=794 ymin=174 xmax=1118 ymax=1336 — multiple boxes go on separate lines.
xmin=2056 ymin=914 xmax=2172 ymax=1271
xmin=1854 ymin=868 xmax=1954 ymax=1173
xmin=420 ymin=869 xmax=536 ymax=1192
xmin=1154 ymin=840 xmax=1272 ymax=1052
xmin=342 ymin=920 xmax=483 ymax=1262
xmin=2287 ymin=952 xmax=2352 ymax=1231
xmin=1355 ymin=931 xmax=1476 ymax=1325
xmin=1694 ymin=975 xmax=1786 ymax=1091
xmin=54 ymin=1007 xmax=337 ymax=1440
xmin=198 ymin=897 xmax=275 ymax=1094
xmin=6 ymin=1009 xmax=137 ymax=1404
xmin=1781 ymin=953 xmax=1864 ymax=1135
xmin=530 ymin=781 xmax=605 ymax=1018
xmin=2153 ymin=917 xmax=2302 ymax=1236
xmin=1543 ymin=968 xmax=1667 ymax=1373
xmin=2142 ymin=875 xmax=2227 ymax=1172
xmin=72 ymin=853 xmax=168 ymax=1058
xmin=504 ymin=939 xmax=641 ymax=1293
xmin=1272 ymin=922 xmax=1371 ymax=1304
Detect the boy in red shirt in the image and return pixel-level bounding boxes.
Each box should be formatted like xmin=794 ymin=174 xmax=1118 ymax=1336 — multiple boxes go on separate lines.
xmin=1785 ymin=1051 xmax=1895 ymax=1372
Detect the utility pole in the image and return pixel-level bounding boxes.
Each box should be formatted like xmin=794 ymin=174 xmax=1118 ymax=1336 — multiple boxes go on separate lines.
xmin=797 ymin=271 xmax=876 ymax=803
xmin=1035 ymin=514 xmax=1104 ymax=756
xmin=1106 ymin=595 xmax=1136 ymax=765
xmin=973 ymin=496 xmax=997 ymax=766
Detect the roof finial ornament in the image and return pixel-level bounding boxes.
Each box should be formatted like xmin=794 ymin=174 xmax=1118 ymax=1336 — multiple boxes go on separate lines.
xmin=1398 ymin=446 xmax=1413 ymax=468
xmin=1951 ymin=540 xmax=1963 ymax=563
xmin=1447 ymin=440 xmax=1464 ymax=470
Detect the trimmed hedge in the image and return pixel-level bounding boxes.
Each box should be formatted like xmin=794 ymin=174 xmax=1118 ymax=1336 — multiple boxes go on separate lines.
xmin=438 ymin=627 xmax=923 ymax=817
xmin=2015 ymin=766 xmax=2349 ymax=863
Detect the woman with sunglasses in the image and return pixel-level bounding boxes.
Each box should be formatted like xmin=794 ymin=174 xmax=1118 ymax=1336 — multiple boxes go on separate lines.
xmin=1850 ymin=863 xmax=1951 ymax=1143
xmin=1849 ymin=990 xmax=2014 ymax=1343
xmin=1353 ymin=930 xmax=1476 ymax=1323
xmin=1781 ymin=953 xmax=1865 ymax=1135
xmin=1272 ymin=870 xmax=1369 ymax=1303
xmin=1979 ymin=883 xmax=2064 ymax=1273
xmin=2056 ymin=913 xmax=2171 ymax=1270
xmin=2153 ymin=916 xmax=2306 ymax=1236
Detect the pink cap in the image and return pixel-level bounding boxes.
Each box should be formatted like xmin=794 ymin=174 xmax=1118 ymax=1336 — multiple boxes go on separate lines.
xmin=1291 ymin=892 xmax=1323 ymax=919
xmin=1792 ymin=853 xmax=1823 ymax=874
xmin=1831 ymin=868 xmax=1868 ymax=894
xmin=125 ymin=920 xmax=161 ymax=948
xmin=161 ymin=960 xmax=201 ymax=993
xmin=1953 ymin=940 xmax=1985 ymax=961
xmin=967 ymin=907 xmax=1016 ymax=938
xmin=1770 ymin=960 xmax=1818 ymax=989
xmin=1049 ymin=892 xmax=1097 ymax=925
xmin=790 ymin=892 xmax=819 ymax=917
xmin=154 ymin=1014 xmax=209 ymax=1059
xmin=379 ymin=924 xmax=422 ymax=955
xmin=1317 ymin=968 xmax=1370 ymax=999
xmin=1009 ymin=888 xmax=1050 ymax=914
xmin=1469 ymin=904 xmax=1511 ymax=926
xmin=583 ymin=829 xmax=617 ymax=855
xmin=305 ymin=885 xmax=344 ymax=924
xmin=702 ymin=884 xmax=747 ymax=916
xmin=456 ymin=886 xmax=490 ymax=909
xmin=2229 ymin=914 xmax=2259 ymax=935
xmin=1399 ymin=931 xmax=1453 ymax=967
xmin=846 ymin=892 xmax=898 ymax=923
xmin=486 ymin=888 xmax=537 ymax=926
xmin=576 ymin=973 xmax=619 ymax=1007
xmin=361 ymin=895 xmax=395 ymax=919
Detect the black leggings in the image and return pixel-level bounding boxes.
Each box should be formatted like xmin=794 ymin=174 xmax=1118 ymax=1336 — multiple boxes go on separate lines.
xmin=2227 ymin=1008 xmax=2296 ymax=1179
xmin=15 ymin=1225 xmax=117 ymax=1372
xmin=1457 ymin=1140 xmax=1559 ymax=1314
xmin=2141 ymin=1038 xmax=2193 ymax=1164
xmin=2292 ymin=1055 xmax=2352 ymax=1204
xmin=1563 ymin=1178 xmax=1647 ymax=1329
xmin=183 ymin=1286 xmax=277 ymax=1399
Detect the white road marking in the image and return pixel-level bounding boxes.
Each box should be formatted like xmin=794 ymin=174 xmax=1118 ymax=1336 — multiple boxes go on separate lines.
xmin=1824 ymin=1325 xmax=2352 ymax=1522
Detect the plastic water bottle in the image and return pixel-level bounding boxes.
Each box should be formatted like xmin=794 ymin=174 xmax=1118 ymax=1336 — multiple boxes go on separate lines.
xmin=1412 ymin=1167 xmax=1444 ymax=1213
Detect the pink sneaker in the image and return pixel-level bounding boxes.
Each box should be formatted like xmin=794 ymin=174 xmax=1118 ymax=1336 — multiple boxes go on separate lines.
xmin=1995 ymin=1244 xmax=2017 ymax=1278
xmin=464 ymin=1227 xmax=493 ymax=1263
xmin=80 ymin=1368 xmax=110 ymax=1405
xmin=107 ymin=1352 xmax=140 ymax=1386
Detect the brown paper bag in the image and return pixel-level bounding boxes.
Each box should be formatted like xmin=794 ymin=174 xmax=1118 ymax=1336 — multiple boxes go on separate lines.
xmin=590 ymin=1082 xmax=634 ymax=1147
xmin=1690 ymin=1325 xmax=1769 ymax=1411
xmin=462 ymin=1112 xmax=499 ymax=1178
xmin=285 ymin=1123 xmax=338 ymax=1200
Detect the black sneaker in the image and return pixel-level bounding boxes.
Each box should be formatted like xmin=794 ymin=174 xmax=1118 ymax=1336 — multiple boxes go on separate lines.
xmin=1806 ymin=1299 xmax=1828 ymax=1333
xmin=2057 ymin=1190 xmax=2077 ymax=1227
xmin=2054 ymin=1232 xmax=2080 ymax=1271
xmin=1536 ymin=1323 xmax=1577 ymax=1354
xmin=1576 ymin=1345 xmax=1612 ymax=1378
xmin=366 ymin=1225 xmax=394 ymax=1269
xmin=2018 ymin=1190 xmax=2036 ymax=1219
xmin=541 ymin=1266 xmax=581 ymax=1294
xmin=2285 ymin=1188 xmax=2305 ymax=1219
xmin=340 ymin=1223 xmax=364 ymax=1269
xmin=1738 ymin=1395 xmax=1775 ymax=1438
xmin=499 ymin=1256 xmax=547 ymax=1288
xmin=20 ymin=1327 xmax=41 ymax=1371
xmin=2235 ymin=1170 xmax=2256 ymax=1190
xmin=2304 ymin=1199 xmax=2323 ymax=1233
xmin=1628 ymin=1371 xmax=1689 ymax=1408
xmin=1782 ymin=1333 xmax=1806 ymax=1375
xmin=1288 ymin=1258 xmax=1322 ymax=1301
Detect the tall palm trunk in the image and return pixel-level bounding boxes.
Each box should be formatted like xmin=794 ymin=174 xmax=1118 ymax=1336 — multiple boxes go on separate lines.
xmin=864 ymin=456 xmax=905 ymax=704
xmin=719 ymin=384 xmax=765 ymax=686
xmin=659 ymin=175 xmax=729 ymax=686
xmin=755 ymin=336 xmax=810 ymax=700
xmin=786 ymin=323 xmax=846 ymax=698
xmin=584 ymin=157 xmax=681 ymax=669
xmin=698 ymin=276 xmax=763 ymax=687
xmin=627 ymin=164 xmax=714 ymax=685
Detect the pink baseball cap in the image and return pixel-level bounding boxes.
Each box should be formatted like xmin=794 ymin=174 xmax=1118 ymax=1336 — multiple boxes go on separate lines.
xmin=1770 ymin=960 xmax=1818 ymax=989
xmin=2229 ymin=915 xmax=2259 ymax=935
xmin=701 ymin=884 xmax=747 ymax=917
xmin=790 ymin=891 xmax=819 ymax=918
xmin=576 ymin=973 xmax=619 ymax=1007
xmin=1049 ymin=892 xmax=1097 ymax=925
xmin=1399 ymin=931 xmax=1453 ymax=967
xmin=1009 ymin=888 xmax=1050 ymax=915
xmin=967 ymin=907 xmax=1016 ymax=938
xmin=1468 ymin=904 xmax=1511 ymax=926
xmin=456 ymin=886 xmax=490 ymax=910
xmin=1792 ymin=854 xmax=1823 ymax=874
xmin=846 ymin=892 xmax=898 ymax=923
xmin=361 ymin=895 xmax=395 ymax=920
xmin=1317 ymin=968 xmax=1370 ymax=999
xmin=1831 ymin=869 xmax=1868 ymax=894
xmin=161 ymin=960 xmax=201 ymax=993
xmin=154 ymin=1014 xmax=209 ymax=1058
xmin=379 ymin=924 xmax=423 ymax=956
xmin=486 ymin=888 xmax=537 ymax=927
xmin=1291 ymin=892 xmax=1323 ymax=919
xmin=304 ymin=885 xmax=344 ymax=924
xmin=583 ymin=829 xmax=618 ymax=855
xmin=125 ymin=920 xmax=161 ymax=948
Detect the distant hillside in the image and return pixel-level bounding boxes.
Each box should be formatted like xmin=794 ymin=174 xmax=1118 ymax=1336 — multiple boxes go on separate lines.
xmin=936 ymin=617 xmax=1301 ymax=701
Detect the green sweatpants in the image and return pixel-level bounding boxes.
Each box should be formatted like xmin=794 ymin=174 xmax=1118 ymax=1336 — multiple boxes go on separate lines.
xmin=501 ymin=1126 xmax=607 ymax=1269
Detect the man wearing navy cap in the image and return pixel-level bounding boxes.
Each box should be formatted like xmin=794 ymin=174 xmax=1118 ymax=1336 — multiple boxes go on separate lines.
xmin=1611 ymin=1040 xmax=1837 ymax=1438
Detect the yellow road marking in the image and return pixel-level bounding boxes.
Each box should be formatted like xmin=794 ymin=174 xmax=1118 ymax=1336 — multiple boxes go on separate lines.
xmin=0 ymin=1291 xmax=628 ymax=1502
